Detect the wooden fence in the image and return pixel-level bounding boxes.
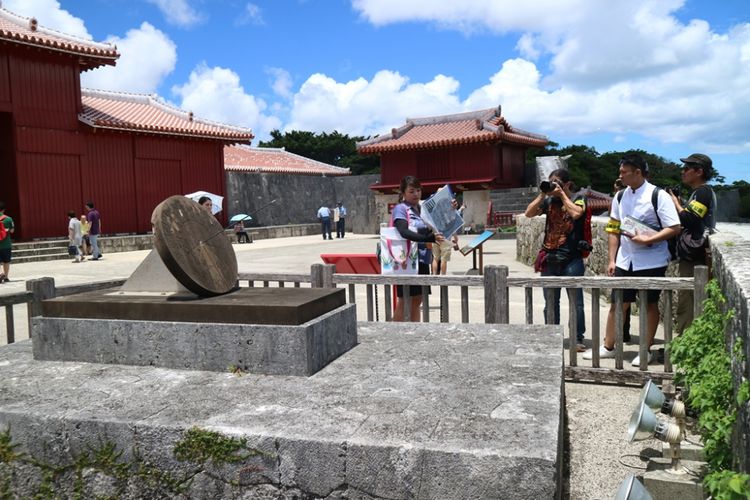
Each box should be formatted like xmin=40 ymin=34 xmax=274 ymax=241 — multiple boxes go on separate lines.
xmin=1 ymin=265 xmax=708 ymax=385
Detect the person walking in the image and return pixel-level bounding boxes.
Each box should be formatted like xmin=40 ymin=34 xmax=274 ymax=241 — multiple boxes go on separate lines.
xmin=85 ymin=201 xmax=102 ymax=261
xmin=317 ymin=205 xmax=332 ymax=240
xmin=80 ymin=214 xmax=92 ymax=256
xmin=525 ymin=168 xmax=588 ymax=352
xmin=391 ymin=176 xmax=445 ymax=322
xmin=583 ymin=154 xmax=681 ymax=366
xmin=335 ymin=202 xmax=347 ymax=238
xmin=68 ymin=211 xmax=83 ymax=263
xmin=671 ymin=153 xmax=717 ymax=335
xmin=0 ymin=201 xmax=15 ymax=283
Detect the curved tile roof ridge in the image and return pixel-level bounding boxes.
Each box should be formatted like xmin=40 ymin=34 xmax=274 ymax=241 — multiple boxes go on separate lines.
xmin=80 ymin=88 xmax=253 ymax=136
xmin=406 ymin=106 xmax=500 ymax=126
xmin=356 ymin=104 xmax=548 ymax=153
xmin=225 ymin=144 xmax=350 ymax=175
xmin=0 ymin=5 xmax=118 ymax=58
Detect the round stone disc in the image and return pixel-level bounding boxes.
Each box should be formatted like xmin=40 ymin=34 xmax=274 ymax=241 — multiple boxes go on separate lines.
xmin=151 ymin=195 xmax=238 ymax=297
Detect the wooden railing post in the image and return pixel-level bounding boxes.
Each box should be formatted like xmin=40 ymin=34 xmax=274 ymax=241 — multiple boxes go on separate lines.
xmin=484 ymin=265 xmax=508 ymax=323
xmin=26 ymin=277 xmax=56 ymax=337
xmin=693 ymin=265 xmax=709 ymax=319
xmin=310 ymin=264 xmax=335 ymax=288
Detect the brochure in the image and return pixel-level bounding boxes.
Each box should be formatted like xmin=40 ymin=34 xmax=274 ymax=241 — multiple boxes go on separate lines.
xmin=420 ymin=185 xmax=464 ymax=239
xmin=620 ymin=215 xmax=659 ymax=238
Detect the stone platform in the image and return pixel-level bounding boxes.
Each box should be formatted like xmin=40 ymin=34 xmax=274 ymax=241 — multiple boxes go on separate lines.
xmin=0 ymin=323 xmax=564 ymax=499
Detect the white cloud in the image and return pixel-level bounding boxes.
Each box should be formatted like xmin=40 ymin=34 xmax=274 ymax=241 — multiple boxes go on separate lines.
xmin=145 ymin=0 xmax=203 ymax=27
xmin=3 ymin=0 xmax=91 ymax=38
xmin=286 ymin=70 xmax=462 ymax=136
xmin=171 ymin=63 xmax=282 ymax=140
xmin=81 ymin=22 xmax=177 ymax=93
xmin=265 ymin=67 xmax=293 ymax=98
xmin=237 ymin=3 xmax=264 ymax=26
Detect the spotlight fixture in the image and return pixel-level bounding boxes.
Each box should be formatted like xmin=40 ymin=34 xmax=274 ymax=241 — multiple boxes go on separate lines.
xmin=627 ymin=402 xmax=682 ymax=444
xmin=615 ymin=474 xmax=653 ymax=500
xmin=639 ymin=380 xmax=686 ymax=418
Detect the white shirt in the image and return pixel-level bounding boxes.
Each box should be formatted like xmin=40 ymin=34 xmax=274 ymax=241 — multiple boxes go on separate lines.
xmin=610 ymin=180 xmax=680 ymax=271
xmin=317 ymin=206 xmax=331 ymax=218
xmin=68 ymin=217 xmax=82 ymax=245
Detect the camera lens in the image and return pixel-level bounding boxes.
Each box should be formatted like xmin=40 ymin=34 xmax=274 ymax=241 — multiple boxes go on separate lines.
xmin=539 ymin=181 xmax=552 ymax=193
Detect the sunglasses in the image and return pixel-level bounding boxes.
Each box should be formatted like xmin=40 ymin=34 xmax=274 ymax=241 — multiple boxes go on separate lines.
xmin=682 ymin=163 xmax=701 ymax=172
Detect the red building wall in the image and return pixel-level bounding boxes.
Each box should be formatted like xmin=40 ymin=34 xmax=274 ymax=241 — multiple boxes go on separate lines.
xmin=0 ymin=44 xmax=230 ymax=240
xmin=378 ymin=142 xmax=524 ymax=190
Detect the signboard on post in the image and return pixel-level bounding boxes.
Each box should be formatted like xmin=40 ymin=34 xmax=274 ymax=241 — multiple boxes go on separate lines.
xmin=459 ymin=230 xmax=495 ymax=274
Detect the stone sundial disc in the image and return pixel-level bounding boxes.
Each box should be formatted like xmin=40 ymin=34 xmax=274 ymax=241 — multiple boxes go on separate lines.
xmin=151 ymin=195 xmax=238 ymax=297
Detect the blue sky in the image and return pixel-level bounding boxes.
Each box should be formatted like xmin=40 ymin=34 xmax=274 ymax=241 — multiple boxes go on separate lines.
xmin=6 ymin=0 xmax=750 ymax=183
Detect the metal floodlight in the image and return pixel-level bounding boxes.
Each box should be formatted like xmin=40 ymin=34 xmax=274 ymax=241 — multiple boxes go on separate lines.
xmin=614 ymin=475 xmax=653 ymax=500
xmin=639 ymin=380 xmax=686 ymax=418
xmin=627 ymin=402 xmax=682 ymax=444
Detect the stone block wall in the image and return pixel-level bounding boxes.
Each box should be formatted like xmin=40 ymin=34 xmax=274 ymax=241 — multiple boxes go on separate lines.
xmin=708 ymin=232 xmax=750 ymax=472
xmin=225 ymin=173 xmax=380 ymax=234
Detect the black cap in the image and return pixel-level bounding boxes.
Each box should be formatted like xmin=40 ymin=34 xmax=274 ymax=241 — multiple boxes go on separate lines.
xmin=680 ymin=153 xmax=712 ymax=169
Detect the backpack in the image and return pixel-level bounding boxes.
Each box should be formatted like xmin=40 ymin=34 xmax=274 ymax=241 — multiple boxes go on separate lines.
xmin=0 ymin=215 xmax=7 ymax=241
xmin=616 ymin=187 xmax=676 ymax=260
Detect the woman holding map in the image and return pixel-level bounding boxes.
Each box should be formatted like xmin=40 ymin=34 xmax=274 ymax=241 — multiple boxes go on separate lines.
xmin=391 ymin=175 xmax=445 ymax=322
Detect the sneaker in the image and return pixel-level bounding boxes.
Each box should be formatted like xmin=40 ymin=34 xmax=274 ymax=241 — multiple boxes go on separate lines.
xmin=631 ymin=352 xmax=653 ymax=367
xmin=583 ymin=345 xmax=615 ymax=360
xmin=576 ymin=343 xmax=587 ymax=353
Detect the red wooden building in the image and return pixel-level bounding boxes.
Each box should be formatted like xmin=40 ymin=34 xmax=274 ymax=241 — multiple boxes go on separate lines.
xmin=357 ymin=106 xmax=548 ymax=194
xmin=0 ymin=7 xmax=252 ymax=240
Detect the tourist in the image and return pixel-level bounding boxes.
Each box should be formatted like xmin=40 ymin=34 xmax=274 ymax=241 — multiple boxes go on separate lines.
xmin=85 ymin=201 xmax=102 ymax=261
xmin=583 ymin=154 xmax=680 ymax=366
xmin=391 ymin=176 xmax=445 ymax=322
xmin=234 ymin=220 xmax=251 ymax=243
xmin=671 ymin=153 xmax=717 ymax=335
xmin=198 ymin=196 xmax=214 ymax=214
xmin=335 ymin=202 xmax=347 ymax=238
xmin=525 ymin=168 xmax=588 ymax=352
xmin=80 ymin=214 xmax=92 ymax=256
xmin=67 ymin=211 xmax=83 ymax=263
xmin=317 ymin=205 xmax=332 ymax=240
xmin=0 ymin=201 xmax=14 ymax=283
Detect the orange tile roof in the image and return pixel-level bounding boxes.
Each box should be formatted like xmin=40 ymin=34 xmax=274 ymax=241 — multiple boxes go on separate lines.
xmin=224 ymin=145 xmax=350 ymax=176
xmin=357 ymin=106 xmax=548 ymax=154
xmin=80 ymin=89 xmax=254 ymax=142
xmin=0 ymin=6 xmax=118 ymax=69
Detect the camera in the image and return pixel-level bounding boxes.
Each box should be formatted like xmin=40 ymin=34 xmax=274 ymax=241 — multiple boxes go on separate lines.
xmin=577 ymin=240 xmax=593 ymax=252
xmin=666 ymin=185 xmax=682 ymax=197
xmin=539 ymin=181 xmax=559 ymax=193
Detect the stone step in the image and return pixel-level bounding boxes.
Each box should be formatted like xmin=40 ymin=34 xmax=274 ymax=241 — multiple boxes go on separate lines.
xmin=13 ymin=252 xmax=71 ymax=264
xmin=12 ymin=246 xmax=68 ymax=258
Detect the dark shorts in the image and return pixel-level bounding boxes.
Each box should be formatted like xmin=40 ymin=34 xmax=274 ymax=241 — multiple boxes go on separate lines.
xmin=0 ymin=248 xmax=10 ymax=263
xmin=612 ymin=265 xmax=668 ymax=303
xmin=396 ymin=263 xmax=431 ymax=298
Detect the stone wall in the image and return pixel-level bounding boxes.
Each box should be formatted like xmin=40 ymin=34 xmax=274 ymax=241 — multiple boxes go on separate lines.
xmin=225 ymin=173 xmax=380 ymax=234
xmin=99 ymin=224 xmax=321 ymax=253
xmin=708 ymin=232 xmax=750 ymax=472
xmin=518 ymin=214 xmax=750 ymax=473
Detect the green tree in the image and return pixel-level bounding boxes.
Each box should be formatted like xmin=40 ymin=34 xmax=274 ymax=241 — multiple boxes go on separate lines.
xmin=259 ymin=130 xmax=380 ymax=175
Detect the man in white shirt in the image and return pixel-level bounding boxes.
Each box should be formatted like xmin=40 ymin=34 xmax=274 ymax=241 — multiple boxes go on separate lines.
xmin=583 ymin=153 xmax=680 ymax=366
xmin=67 ymin=211 xmax=83 ymax=263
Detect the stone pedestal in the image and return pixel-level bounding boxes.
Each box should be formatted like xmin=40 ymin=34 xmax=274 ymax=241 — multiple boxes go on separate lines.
xmin=32 ymin=287 xmax=356 ymax=376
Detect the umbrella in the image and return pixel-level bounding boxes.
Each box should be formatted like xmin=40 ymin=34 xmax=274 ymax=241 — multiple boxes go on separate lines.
xmin=229 ymin=214 xmax=253 ymax=223
xmin=185 ymin=191 xmax=223 ymax=215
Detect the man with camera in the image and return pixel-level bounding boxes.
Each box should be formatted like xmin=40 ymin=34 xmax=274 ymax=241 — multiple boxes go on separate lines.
xmin=525 ymin=168 xmax=589 ymax=352
xmin=670 ymin=153 xmax=717 ymax=335
xmin=583 ymin=153 xmax=681 ymax=366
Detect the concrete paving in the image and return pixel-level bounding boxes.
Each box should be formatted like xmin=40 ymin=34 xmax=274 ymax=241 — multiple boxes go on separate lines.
xmin=0 ymin=233 xmax=685 ymax=498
